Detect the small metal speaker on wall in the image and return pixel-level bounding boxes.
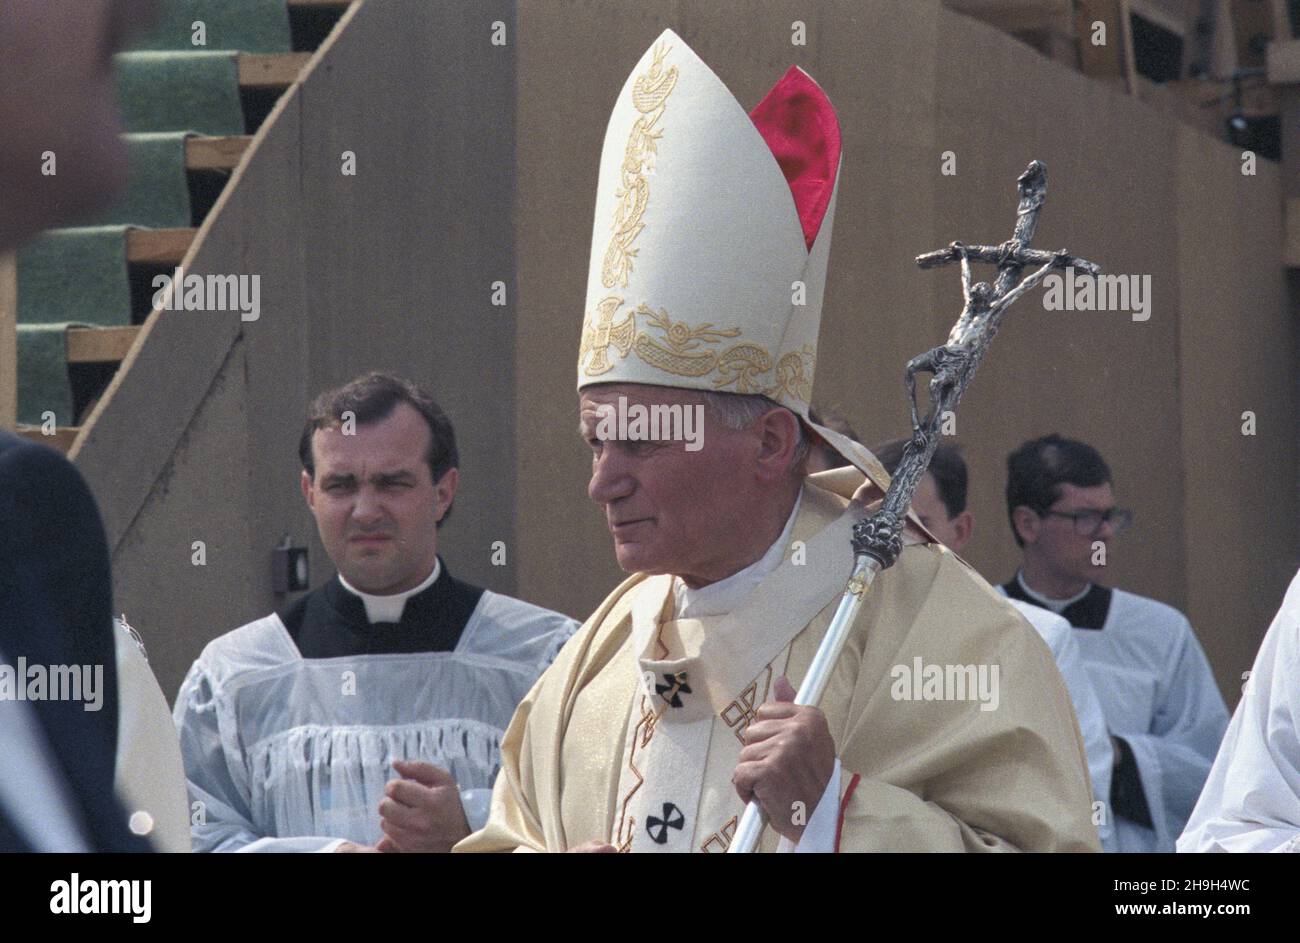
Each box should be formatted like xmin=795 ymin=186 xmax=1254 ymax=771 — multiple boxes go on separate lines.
xmin=272 ymin=538 xmax=310 ymax=593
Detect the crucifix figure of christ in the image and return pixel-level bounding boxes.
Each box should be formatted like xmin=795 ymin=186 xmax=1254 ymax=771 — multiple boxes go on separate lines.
xmin=903 ymin=160 xmax=1100 ymax=450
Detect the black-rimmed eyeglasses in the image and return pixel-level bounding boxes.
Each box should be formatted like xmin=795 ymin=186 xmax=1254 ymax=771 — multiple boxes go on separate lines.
xmin=1039 ymin=507 xmax=1133 ymax=537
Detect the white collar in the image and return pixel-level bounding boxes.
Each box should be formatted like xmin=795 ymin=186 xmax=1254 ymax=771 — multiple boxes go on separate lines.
xmin=1016 ymin=569 xmax=1090 ymax=614
xmin=673 ymin=492 xmax=802 ymax=619
xmin=338 ymin=558 xmax=441 ymax=624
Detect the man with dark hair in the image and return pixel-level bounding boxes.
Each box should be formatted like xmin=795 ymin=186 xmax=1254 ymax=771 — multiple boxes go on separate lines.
xmin=1000 ymin=433 xmax=1227 ymax=852
xmin=174 ymin=372 xmax=577 ymax=852
xmin=874 ymin=437 xmax=1114 ymax=849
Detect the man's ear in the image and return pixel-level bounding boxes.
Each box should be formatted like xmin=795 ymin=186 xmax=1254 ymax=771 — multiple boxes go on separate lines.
xmin=435 ymin=467 xmax=459 ymax=522
xmin=754 ymin=409 xmax=802 ymax=482
xmin=949 ymin=510 xmax=974 ymax=553
xmin=1011 ymin=505 xmax=1038 ymax=546
xmin=301 ymin=469 xmax=315 ymax=510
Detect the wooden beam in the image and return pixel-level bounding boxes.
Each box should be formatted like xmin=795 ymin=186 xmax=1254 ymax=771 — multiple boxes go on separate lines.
xmin=1269 ymin=38 xmax=1300 ymax=84
xmin=1119 ymin=0 xmax=1139 ymax=96
xmin=1286 ymin=197 xmax=1300 ymax=268
xmin=943 ymin=1 xmax=1076 ymax=34
xmin=1077 ymin=0 xmax=1126 ymax=81
xmin=67 ymin=326 xmax=141 ymax=364
xmin=0 ymin=252 xmax=15 ymax=429
xmin=238 ymin=52 xmax=312 ymax=91
xmin=1165 ymin=76 xmax=1278 ymax=117
xmin=16 ymin=426 xmax=78 ymax=454
xmin=126 ymin=228 xmax=195 ymax=266
xmin=185 ymin=135 xmax=252 ymax=172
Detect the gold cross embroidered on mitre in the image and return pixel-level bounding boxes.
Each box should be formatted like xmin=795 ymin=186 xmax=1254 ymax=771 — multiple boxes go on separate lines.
xmin=580 ymin=296 xmax=636 ymax=375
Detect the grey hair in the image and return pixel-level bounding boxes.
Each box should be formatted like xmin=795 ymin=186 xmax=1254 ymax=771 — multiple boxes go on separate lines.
xmin=700 ymin=391 xmax=810 ymax=471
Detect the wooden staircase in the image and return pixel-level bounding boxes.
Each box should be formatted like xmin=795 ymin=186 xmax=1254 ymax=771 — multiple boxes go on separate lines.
xmin=5 ymin=0 xmax=351 ymax=451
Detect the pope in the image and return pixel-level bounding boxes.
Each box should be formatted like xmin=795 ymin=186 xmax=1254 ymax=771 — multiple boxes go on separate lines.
xmin=457 ymin=30 xmax=1101 ymax=853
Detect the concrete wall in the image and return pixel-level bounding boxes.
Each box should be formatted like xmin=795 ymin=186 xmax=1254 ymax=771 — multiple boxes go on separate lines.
xmin=77 ymin=0 xmax=1295 ymax=705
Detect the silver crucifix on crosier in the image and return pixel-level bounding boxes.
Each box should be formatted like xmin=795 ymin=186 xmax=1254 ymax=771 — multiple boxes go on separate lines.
xmin=730 ymin=159 xmax=1101 ymax=853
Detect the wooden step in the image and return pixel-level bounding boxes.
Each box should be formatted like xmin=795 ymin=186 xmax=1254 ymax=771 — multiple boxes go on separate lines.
xmin=127 ymin=228 xmax=195 ymax=266
xmin=67 ymin=326 xmax=140 ymax=364
xmin=17 ymin=426 xmax=78 ymax=454
xmin=238 ymin=52 xmax=312 ymax=91
xmin=186 ymin=135 xmax=251 ymax=172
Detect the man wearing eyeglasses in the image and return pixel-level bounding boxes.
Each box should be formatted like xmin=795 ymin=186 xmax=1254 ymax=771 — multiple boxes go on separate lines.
xmin=1000 ymin=434 xmax=1228 ymax=852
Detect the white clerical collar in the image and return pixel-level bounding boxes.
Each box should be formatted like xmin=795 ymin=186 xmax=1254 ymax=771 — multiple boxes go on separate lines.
xmin=674 ymin=492 xmax=802 ymax=619
xmin=1016 ymin=569 xmax=1090 ymax=614
xmin=338 ymin=559 xmax=441 ymax=624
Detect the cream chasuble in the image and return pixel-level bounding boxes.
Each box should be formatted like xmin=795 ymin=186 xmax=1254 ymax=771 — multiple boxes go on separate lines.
xmin=457 ymin=479 xmax=1101 ymax=853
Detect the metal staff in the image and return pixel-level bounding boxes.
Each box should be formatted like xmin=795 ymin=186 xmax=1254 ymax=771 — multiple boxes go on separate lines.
xmin=730 ymin=160 xmax=1100 ymax=853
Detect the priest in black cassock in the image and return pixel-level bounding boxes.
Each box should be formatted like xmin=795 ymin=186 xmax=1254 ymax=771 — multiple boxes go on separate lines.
xmin=173 ymin=373 xmax=577 ymax=852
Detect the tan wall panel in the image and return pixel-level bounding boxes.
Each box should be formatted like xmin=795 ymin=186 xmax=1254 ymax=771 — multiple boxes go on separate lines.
xmin=929 ymin=9 xmax=1190 ymax=616
xmin=110 ymin=344 xmax=256 ymax=702
xmin=1175 ymin=123 xmax=1297 ymax=704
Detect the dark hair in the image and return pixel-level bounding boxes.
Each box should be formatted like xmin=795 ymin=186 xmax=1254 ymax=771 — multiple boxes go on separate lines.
xmin=299 ymin=372 xmax=459 ymax=518
xmin=1005 ymin=434 xmax=1111 ymax=547
xmin=872 ymin=437 xmax=967 ymax=519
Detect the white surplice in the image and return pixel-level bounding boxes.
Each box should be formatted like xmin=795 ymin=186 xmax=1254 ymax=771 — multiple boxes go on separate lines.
xmin=997 ymin=593 xmax=1115 ymax=850
xmin=174 ymin=586 xmax=576 ymax=852
xmin=1013 ymin=576 xmax=1228 ymax=852
xmin=1178 ymin=569 xmax=1300 ymax=853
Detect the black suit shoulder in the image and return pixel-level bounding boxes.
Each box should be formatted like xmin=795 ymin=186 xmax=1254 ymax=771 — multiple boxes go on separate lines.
xmin=0 ymin=432 xmax=148 ymax=851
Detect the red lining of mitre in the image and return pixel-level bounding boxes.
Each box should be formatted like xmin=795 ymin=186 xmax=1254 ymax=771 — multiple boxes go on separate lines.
xmin=748 ymin=66 xmax=841 ymax=251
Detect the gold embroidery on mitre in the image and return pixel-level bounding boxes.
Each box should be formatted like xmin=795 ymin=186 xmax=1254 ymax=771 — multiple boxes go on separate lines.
xmin=713 ymin=344 xmax=774 ymax=395
xmin=602 ymin=41 xmax=678 ymax=291
xmin=578 ymin=301 xmax=816 ymax=410
xmin=765 ymin=346 xmax=816 ymax=406
xmin=580 ymin=296 xmax=636 ymax=376
xmin=633 ymin=305 xmax=742 ymax=376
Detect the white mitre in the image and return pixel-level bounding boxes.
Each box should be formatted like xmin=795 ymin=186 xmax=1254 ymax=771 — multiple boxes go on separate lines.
xmin=577 ymin=28 xmax=890 ymax=495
